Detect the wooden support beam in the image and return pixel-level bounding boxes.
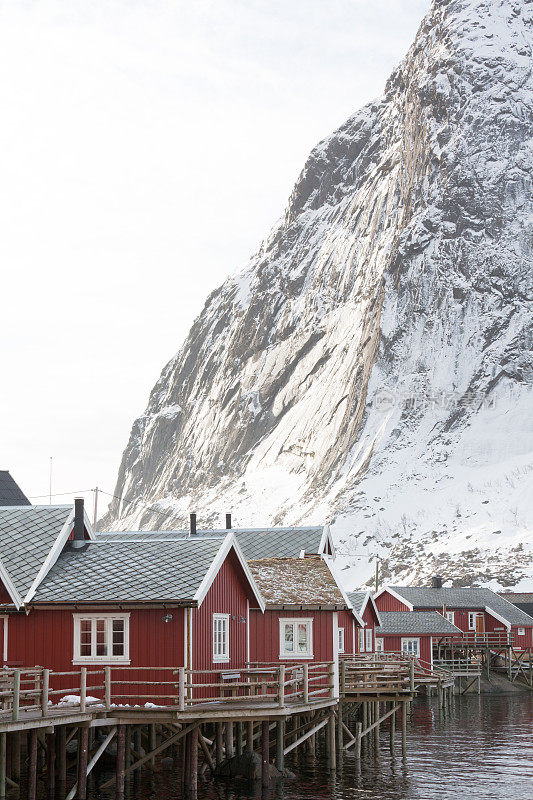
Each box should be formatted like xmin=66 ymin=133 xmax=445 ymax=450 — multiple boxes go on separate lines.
xmin=225 ymin=722 xmax=234 ymax=760
xmin=284 ymin=716 xmax=329 ymax=756
xmin=215 ymin=723 xmax=223 ymax=765
xmin=66 ymin=727 xmax=118 ymax=800
xmin=188 ymin=727 xmax=198 ymax=795
xmin=28 ymin=729 xmax=38 ymax=800
xmin=327 ymin=712 xmax=336 ymax=770
xmin=0 ymin=732 xmax=6 ymax=800
xmin=261 ymin=721 xmax=270 ymax=788
xmin=275 ymin=719 xmax=285 ymax=772
xmin=390 ymin=703 xmax=396 ymax=752
xmin=246 ymin=721 xmax=253 ymax=752
xmin=401 ymin=704 xmax=407 ymax=757
xmin=116 ymin=725 xmax=126 ymax=799
xmin=46 ymin=732 xmax=55 ymax=799
xmin=77 ymin=726 xmax=89 ymax=799
xmin=198 ymin=731 xmax=215 ymax=772
xmin=236 ymin=721 xmax=243 ymax=756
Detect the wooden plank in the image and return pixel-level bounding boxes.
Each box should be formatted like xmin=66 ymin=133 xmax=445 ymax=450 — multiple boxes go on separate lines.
xmin=284 ymin=717 xmax=329 ymax=756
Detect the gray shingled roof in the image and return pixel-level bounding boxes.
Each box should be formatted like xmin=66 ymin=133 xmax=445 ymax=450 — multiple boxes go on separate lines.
xmin=347 ymin=591 xmax=367 ymax=617
xmin=389 ymin=586 xmax=533 ymax=627
xmin=0 ymin=472 xmax=30 ymax=506
xmin=32 ymin=538 xmax=226 ymax=603
xmin=97 ymin=527 xmax=325 ymax=561
xmin=0 ymin=505 xmax=73 ymax=600
xmin=376 ymin=611 xmax=462 ymax=636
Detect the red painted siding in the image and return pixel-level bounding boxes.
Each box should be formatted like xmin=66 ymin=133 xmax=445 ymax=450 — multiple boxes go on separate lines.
xmin=337 ymin=609 xmax=356 ymax=655
xmin=249 ymin=609 xmax=334 ymax=665
xmin=378 ymin=634 xmax=433 ymax=665
xmin=0 ymin=582 xmax=13 ymax=604
xmin=375 ymin=591 xmax=410 ymax=612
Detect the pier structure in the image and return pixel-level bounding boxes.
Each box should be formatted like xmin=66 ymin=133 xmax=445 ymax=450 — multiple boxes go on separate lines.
xmin=0 ymin=654 xmax=429 ymax=798
xmin=435 ymin=631 xmax=533 ymax=690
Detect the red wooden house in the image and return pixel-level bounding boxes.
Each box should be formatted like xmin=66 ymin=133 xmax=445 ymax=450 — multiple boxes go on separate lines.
xmin=346 ymin=591 xmax=381 ymax=654
xmin=374 ymin=611 xmax=462 ymax=666
xmin=374 ymin=580 xmax=533 ymax=650
xmin=0 ymin=501 xmax=267 ymax=703
xmin=247 ymin=556 xmax=359 ymax=698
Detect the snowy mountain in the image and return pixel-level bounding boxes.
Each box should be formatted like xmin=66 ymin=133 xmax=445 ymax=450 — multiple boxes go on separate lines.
xmin=103 ymin=0 xmax=533 ymax=590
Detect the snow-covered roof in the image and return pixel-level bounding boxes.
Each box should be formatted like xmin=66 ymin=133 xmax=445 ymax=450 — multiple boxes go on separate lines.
xmin=376 ymin=611 xmax=462 ymax=636
xmin=386 ymin=586 xmax=533 ymax=627
xmin=248 ymin=556 xmax=346 ymax=608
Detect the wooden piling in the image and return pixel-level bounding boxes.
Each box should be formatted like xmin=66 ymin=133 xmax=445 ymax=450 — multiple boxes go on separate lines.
xmin=150 ymin=724 xmax=157 ymax=766
xmin=337 ymin=703 xmax=343 ymax=749
xmin=401 ymin=704 xmax=407 ymax=757
xmin=225 ymin=722 xmax=234 ymax=760
xmin=275 ymin=719 xmax=285 ymax=773
xmin=28 ymin=729 xmax=38 ymax=800
xmin=57 ymin=726 xmax=67 ymax=790
xmin=189 ymin=727 xmax=198 ymax=795
xmin=236 ymin=722 xmax=243 ymax=756
xmin=261 ymin=721 xmax=270 ymax=788
xmin=0 ymin=732 xmax=6 ymax=800
xmin=355 ymin=721 xmax=362 ymax=760
xmin=390 ymin=703 xmax=396 ymax=753
xmin=246 ymin=721 xmax=254 ymax=752
xmin=77 ymin=727 xmax=89 ymax=800
xmin=327 ymin=712 xmax=336 ymax=769
xmin=11 ymin=732 xmax=20 ymax=786
xmin=116 ymin=725 xmax=126 ymax=799
xmin=46 ymin=732 xmax=55 ymax=799
xmin=374 ymin=702 xmax=380 ymax=749
xmin=215 ymin=723 xmax=224 ymax=765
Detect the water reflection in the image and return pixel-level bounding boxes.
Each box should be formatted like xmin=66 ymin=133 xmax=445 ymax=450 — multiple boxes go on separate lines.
xmin=88 ymin=694 xmax=533 ymax=800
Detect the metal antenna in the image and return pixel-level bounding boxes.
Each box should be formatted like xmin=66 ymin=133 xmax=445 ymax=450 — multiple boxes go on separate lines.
xmin=93 ymin=487 xmax=99 ymax=528
xmin=49 ymin=457 xmax=53 ymax=505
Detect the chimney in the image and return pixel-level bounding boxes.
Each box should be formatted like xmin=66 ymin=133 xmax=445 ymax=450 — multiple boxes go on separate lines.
xmin=431 ymin=575 xmax=443 ymax=589
xmin=225 ymin=513 xmax=232 ymax=530
xmin=189 ymin=512 xmax=197 ymax=536
xmin=72 ymin=498 xmax=86 ymax=550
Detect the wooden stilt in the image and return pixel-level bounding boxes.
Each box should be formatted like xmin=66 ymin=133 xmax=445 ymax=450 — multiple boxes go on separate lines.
xmin=261 ymin=721 xmax=270 ymax=788
xmin=125 ymin=726 xmax=132 ymax=791
xmin=246 ymin=721 xmax=253 ymax=752
xmin=355 ymin=721 xmax=362 ymax=760
xmin=275 ymin=719 xmax=285 ymax=773
xmin=150 ymin=724 xmax=157 ymax=766
xmin=390 ymin=703 xmax=396 ymax=753
xmin=28 ymin=729 xmax=38 ymax=800
xmin=327 ymin=712 xmax=336 ymax=770
xmin=46 ymin=732 xmax=55 ymax=799
xmin=401 ymin=704 xmax=407 ymax=758
xmin=0 ymin=733 xmax=6 ymax=800
xmin=57 ymin=726 xmax=67 ymax=791
xmin=337 ymin=703 xmax=343 ymax=749
xmin=77 ymin=727 xmax=89 ymax=800
xmin=11 ymin=732 xmax=20 ymax=786
xmin=225 ymin=722 xmax=234 ymax=760
xmin=189 ymin=727 xmax=198 ymax=796
xmin=133 ymin=728 xmax=141 ymax=780
xmin=215 ymin=723 xmax=223 ymax=765
xmin=236 ymin=722 xmax=243 ymax=756
xmin=116 ymin=725 xmax=126 ymax=800
xmin=374 ymin=702 xmax=380 ymax=749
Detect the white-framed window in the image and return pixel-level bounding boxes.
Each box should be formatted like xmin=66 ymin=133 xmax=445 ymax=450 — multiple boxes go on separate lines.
xmin=401 ymin=638 xmax=420 ymax=657
xmin=468 ymin=612 xmax=476 ymax=630
xmin=366 ymin=628 xmax=373 ymax=652
xmin=338 ymin=628 xmax=345 ymax=653
xmin=446 ymin=611 xmax=455 ymax=624
xmin=213 ymin=614 xmax=230 ymax=662
xmin=279 ymin=618 xmax=313 ymax=659
xmin=358 ymin=628 xmax=365 ymax=652
xmin=73 ymin=613 xmax=130 ymax=664
xmin=375 ymin=637 xmax=384 ymax=652
xmin=518 ymin=627 xmax=525 ymax=636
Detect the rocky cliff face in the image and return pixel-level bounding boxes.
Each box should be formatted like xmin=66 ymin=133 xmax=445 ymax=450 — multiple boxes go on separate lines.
xmin=103 ymin=0 xmax=533 ymax=589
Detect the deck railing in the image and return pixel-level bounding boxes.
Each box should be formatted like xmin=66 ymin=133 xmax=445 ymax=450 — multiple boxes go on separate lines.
xmin=437 ymin=631 xmax=514 ymax=647
xmin=0 ymin=661 xmax=335 ymax=722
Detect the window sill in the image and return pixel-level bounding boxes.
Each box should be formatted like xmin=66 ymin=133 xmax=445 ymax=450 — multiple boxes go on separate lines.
xmin=73 ymin=659 xmax=131 ymax=666
xmin=279 ymin=654 xmax=314 ymax=660
xmin=212 ymin=657 xmax=230 ymax=664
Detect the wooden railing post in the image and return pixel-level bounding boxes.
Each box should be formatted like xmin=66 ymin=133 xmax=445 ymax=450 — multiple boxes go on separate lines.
xmin=340 ymin=659 xmax=346 ymax=697
xmin=80 ymin=667 xmax=87 ymax=712
xmin=12 ymin=670 xmax=20 ymax=722
xmin=329 ymin=662 xmax=335 ymax=698
xmin=278 ymin=665 xmax=285 ymax=708
xmin=178 ymin=667 xmax=185 ymax=711
xmin=104 ymin=666 xmax=111 ymax=710
xmin=41 ymin=669 xmax=49 ymax=717
xmin=303 ymin=663 xmax=308 ymax=704
xmin=409 ymin=659 xmax=415 ymax=693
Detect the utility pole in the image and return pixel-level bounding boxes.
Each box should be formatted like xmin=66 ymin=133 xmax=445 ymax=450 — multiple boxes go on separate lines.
xmin=93 ymin=487 xmax=99 ymax=528
xmin=49 ymin=457 xmax=53 ymax=505
xmin=375 ymin=558 xmax=379 ymax=594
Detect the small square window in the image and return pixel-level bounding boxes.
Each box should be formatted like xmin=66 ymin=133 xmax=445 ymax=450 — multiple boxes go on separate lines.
xmin=73 ymin=614 xmax=129 ymax=664
xmin=280 ymin=619 xmax=312 ymax=658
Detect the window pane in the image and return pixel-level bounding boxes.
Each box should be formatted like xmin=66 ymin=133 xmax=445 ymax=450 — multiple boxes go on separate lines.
xmin=112 ymin=619 xmax=125 ymax=656
xmin=96 ymin=619 xmax=107 ymax=656
xmin=80 ymin=619 xmax=91 ymax=656
xmin=284 ymin=623 xmax=294 ymax=652
xmin=297 ymin=623 xmax=308 ymax=653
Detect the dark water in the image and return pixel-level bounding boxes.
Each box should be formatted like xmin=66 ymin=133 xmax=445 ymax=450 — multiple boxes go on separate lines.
xmin=88 ymin=694 xmax=533 ymax=800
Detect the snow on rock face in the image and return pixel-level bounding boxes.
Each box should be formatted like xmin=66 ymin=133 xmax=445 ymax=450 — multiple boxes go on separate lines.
xmin=103 ymin=0 xmax=533 ymax=590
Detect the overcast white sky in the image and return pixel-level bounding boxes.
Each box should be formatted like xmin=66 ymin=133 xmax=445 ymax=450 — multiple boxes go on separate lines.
xmin=0 ymin=0 xmax=429 ymax=518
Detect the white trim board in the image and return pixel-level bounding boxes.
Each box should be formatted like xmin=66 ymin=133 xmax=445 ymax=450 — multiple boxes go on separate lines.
xmin=373 ymin=586 xmax=413 ymax=611
xmin=0 ymin=558 xmax=23 ymax=609
xmin=484 ymin=606 xmax=511 ymax=630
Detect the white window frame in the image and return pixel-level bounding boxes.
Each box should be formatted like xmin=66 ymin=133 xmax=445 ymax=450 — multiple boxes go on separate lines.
xmin=0 ymin=616 xmax=8 ymax=663
xmin=517 ymin=627 xmax=525 ymax=636
xmin=375 ymin=637 xmax=384 ymax=652
xmin=401 ymin=637 xmax=420 ymax=657
xmin=358 ymin=628 xmax=365 ymax=653
xmin=365 ymin=627 xmax=373 ymax=652
xmin=338 ymin=627 xmax=345 ymax=653
xmin=279 ymin=618 xmax=313 ymax=659
xmin=212 ymin=613 xmax=230 ymax=663
xmin=73 ymin=613 xmax=130 ymax=664
xmin=445 ymin=611 xmax=455 ymax=625
xmin=468 ymin=612 xmax=476 ymax=630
